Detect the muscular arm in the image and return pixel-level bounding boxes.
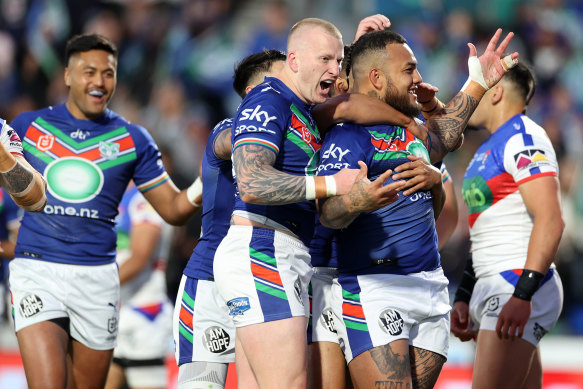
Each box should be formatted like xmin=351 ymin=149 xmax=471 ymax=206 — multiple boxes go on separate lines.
xmin=313 ymin=93 xmax=419 ymax=135
xmin=0 ymin=152 xmax=46 ymax=212
xmin=118 ymin=222 xmax=162 ymax=284
xmin=233 ymin=144 xmax=307 ymax=204
xmin=213 ymin=127 xmax=232 ymax=161
xmin=142 ymin=180 xmax=200 ymax=225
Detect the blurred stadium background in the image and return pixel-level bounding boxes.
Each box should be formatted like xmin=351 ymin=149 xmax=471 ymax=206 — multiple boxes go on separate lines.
xmin=0 ymin=0 xmax=582 ymax=387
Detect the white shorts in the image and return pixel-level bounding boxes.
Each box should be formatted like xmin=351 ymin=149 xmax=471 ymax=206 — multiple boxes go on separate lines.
xmin=9 ymin=258 xmax=120 ymax=350
xmin=173 ymin=276 xmax=236 ymax=365
xmin=469 ymin=268 xmax=563 ymax=346
xmin=308 ymin=267 xmax=343 ymax=344
xmin=337 ymin=268 xmax=451 ymax=363
xmin=114 ymin=299 xmax=173 ymax=361
xmin=214 ymin=225 xmax=313 ymax=327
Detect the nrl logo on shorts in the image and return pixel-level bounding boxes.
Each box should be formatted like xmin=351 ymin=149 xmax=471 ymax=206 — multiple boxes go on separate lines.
xmin=487 ymin=297 xmax=500 ymax=312
xmin=227 ymin=297 xmax=250 ymax=317
xmin=19 ymin=294 xmax=43 ymax=318
xmin=533 ymin=322 xmax=548 ymax=341
xmin=108 ymin=316 xmax=118 ymax=334
xmin=378 ymin=309 xmax=404 ymax=336
xmin=99 ymin=141 xmax=120 ymax=160
xmin=203 ymin=326 xmax=231 ymax=353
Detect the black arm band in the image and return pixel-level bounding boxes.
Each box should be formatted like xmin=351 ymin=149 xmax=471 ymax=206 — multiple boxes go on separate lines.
xmin=512 ymin=269 xmax=545 ymax=301
xmin=454 ymin=253 xmax=476 ymax=304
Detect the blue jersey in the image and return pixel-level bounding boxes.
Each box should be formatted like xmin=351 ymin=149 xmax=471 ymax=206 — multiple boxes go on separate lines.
xmin=184 ymin=118 xmax=234 ymax=280
xmin=10 ymin=104 xmax=168 ymax=265
xmin=231 ymin=77 xmax=321 ymax=246
xmin=309 ymin=217 xmax=338 ymax=268
xmin=317 ymin=123 xmax=440 ymax=276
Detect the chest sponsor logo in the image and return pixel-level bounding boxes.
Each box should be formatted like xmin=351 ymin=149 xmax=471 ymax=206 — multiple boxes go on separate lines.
xmin=70 ymin=129 xmax=90 ymax=140
xmin=37 ymin=134 xmax=55 ymax=152
xmin=19 ymin=294 xmax=43 ymax=318
xmin=322 ymin=143 xmax=350 ymax=161
xmin=44 ymin=157 xmax=104 ymax=203
xmin=99 ymin=141 xmax=120 ymax=160
xmin=462 ymin=176 xmax=493 ymax=214
xmin=227 ymin=297 xmax=251 ymax=317
xmin=240 ymin=105 xmax=277 ymax=126
xmin=203 ymin=326 xmax=231 ymax=353
xmin=378 ymin=309 xmax=404 ymax=336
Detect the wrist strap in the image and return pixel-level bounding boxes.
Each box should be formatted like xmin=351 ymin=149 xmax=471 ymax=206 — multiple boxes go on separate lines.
xmin=186 ymin=176 xmax=203 ymax=207
xmin=513 ymin=269 xmax=545 ymax=301
xmin=454 ymin=253 xmax=476 ymax=304
xmin=305 ymin=176 xmax=337 ymax=200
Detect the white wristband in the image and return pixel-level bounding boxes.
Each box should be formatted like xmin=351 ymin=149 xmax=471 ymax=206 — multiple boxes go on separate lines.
xmin=324 ymin=175 xmax=336 ymax=197
xmin=306 ymin=176 xmax=316 ymax=200
xmin=464 ymin=55 xmax=488 ymax=91
xmin=186 ymin=176 xmax=203 ymax=207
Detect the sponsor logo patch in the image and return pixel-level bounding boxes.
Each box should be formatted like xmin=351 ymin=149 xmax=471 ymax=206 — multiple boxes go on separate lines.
xmin=487 ymin=296 xmax=500 ymax=312
xmin=37 ymin=134 xmax=55 ymax=152
xmin=227 ymin=297 xmax=251 ymax=317
xmin=294 ymin=278 xmax=303 ymax=306
xmin=320 ymin=308 xmax=337 ymax=334
xmin=378 ymin=309 xmax=404 ymax=336
xmin=19 ymin=294 xmax=43 ymax=318
xmin=203 ymin=326 xmax=231 ymax=353
xmin=533 ymin=322 xmax=548 ymax=341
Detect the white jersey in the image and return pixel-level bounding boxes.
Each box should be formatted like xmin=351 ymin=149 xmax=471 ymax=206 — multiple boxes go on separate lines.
xmin=462 ymin=114 xmax=559 ymax=278
xmin=116 ymin=185 xmax=173 ymax=305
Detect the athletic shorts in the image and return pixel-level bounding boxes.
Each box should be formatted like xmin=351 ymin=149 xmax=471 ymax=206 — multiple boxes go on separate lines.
xmin=337 ymin=268 xmax=451 ymax=364
xmin=173 ymin=276 xmax=236 ymax=365
xmin=9 ymin=258 xmax=119 ymax=350
xmin=114 ymin=299 xmax=173 ymax=361
xmin=308 ymin=267 xmax=343 ymax=345
xmin=214 ymin=225 xmax=313 ymax=327
xmin=469 ymin=268 xmax=563 ymax=346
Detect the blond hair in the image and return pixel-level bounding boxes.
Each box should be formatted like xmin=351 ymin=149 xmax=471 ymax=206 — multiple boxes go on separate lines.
xmin=287 ymin=18 xmax=342 ymax=52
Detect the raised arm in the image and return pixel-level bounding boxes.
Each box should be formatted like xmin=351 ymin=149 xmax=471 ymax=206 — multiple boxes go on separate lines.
xmin=426 ymin=29 xmax=518 ymax=161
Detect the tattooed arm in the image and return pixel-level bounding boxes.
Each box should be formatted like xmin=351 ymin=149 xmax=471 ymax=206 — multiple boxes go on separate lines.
xmin=213 ymin=127 xmax=232 ymax=161
xmin=318 ymin=162 xmax=405 ymax=229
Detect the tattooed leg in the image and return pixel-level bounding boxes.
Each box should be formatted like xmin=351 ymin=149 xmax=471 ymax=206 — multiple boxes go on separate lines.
xmin=409 ymin=346 xmax=446 ymax=389
xmin=348 ymin=339 xmax=412 ymax=389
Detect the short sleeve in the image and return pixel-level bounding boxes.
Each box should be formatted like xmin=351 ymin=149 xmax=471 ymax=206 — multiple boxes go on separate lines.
xmin=503 ymin=132 xmax=558 ymax=185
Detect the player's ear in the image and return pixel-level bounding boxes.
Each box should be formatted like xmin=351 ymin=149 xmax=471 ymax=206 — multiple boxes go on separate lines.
xmin=64 ymin=67 xmax=71 ymax=88
xmin=335 ymin=77 xmax=349 ymax=94
xmin=491 ymin=85 xmax=504 ymax=105
xmin=368 ymin=68 xmax=384 ymax=90
xmin=288 ymin=51 xmax=299 ymax=73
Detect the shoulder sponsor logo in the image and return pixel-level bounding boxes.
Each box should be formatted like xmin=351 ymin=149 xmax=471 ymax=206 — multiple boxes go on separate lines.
xmin=227 ymin=297 xmax=251 ymax=317
xmin=99 ymin=141 xmax=120 ymax=160
xmin=513 ymin=148 xmax=549 ymax=170
xmin=378 ymin=308 xmax=404 ymax=336
xmin=533 ymin=322 xmax=548 ymax=341
xmin=19 ymin=294 xmax=43 ymax=318
xmin=37 ymin=134 xmax=55 ymax=152
xmin=203 ymin=326 xmax=231 ymax=353
xmin=240 ymin=105 xmax=277 ymax=127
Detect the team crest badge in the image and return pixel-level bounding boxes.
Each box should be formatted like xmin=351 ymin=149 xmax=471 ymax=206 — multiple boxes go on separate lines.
xmin=37 ymin=134 xmax=55 ymax=152
xmin=99 ymin=141 xmax=120 ymax=160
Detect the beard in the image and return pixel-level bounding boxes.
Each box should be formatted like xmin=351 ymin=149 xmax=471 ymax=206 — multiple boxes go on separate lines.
xmin=384 ymin=83 xmax=421 ymax=119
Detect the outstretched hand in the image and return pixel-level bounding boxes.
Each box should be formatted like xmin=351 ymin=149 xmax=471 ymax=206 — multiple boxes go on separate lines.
xmin=354 ymin=14 xmax=391 ymax=43
xmin=468 ymin=28 xmax=519 ymax=89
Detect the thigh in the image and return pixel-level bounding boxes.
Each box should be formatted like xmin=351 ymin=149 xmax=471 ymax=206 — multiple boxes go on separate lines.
xmin=348 ymin=339 xmax=411 ymax=389
xmin=409 ymin=345 xmax=446 ymax=389
xmin=16 ymin=320 xmax=70 ymax=389
xmin=214 ymin=226 xmax=312 ymax=327
xmin=104 ymin=362 xmax=125 ymax=389
xmin=472 ymin=329 xmax=537 ymax=389
xmin=174 ymin=277 xmax=235 ymax=365
xmin=70 ymin=339 xmax=114 ymax=389
xmin=308 ymin=341 xmax=349 ymax=389
xmin=237 ymin=316 xmax=308 ymax=389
